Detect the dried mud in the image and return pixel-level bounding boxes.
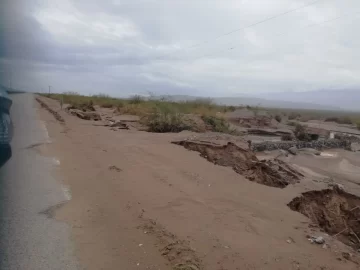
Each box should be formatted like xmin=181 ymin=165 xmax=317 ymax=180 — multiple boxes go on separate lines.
xmin=288 ymin=187 xmax=360 ymax=249
xmin=173 ymin=141 xmax=303 ymax=188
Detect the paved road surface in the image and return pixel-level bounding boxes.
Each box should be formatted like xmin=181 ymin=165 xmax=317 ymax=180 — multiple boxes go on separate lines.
xmin=0 ymin=94 xmax=79 ymax=270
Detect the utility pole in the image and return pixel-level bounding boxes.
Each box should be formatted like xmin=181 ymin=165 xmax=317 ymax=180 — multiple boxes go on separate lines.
xmin=9 ymin=70 xmax=12 ymax=90
xmin=48 ymin=85 xmax=51 ymax=95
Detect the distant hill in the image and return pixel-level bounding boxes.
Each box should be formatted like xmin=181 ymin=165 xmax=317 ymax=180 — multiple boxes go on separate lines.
xmin=254 ymin=89 xmax=359 ymax=111
xmin=156 ymin=95 xmax=341 ymax=111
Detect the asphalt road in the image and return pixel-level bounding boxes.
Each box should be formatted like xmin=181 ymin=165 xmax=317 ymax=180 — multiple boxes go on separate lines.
xmin=0 ymin=94 xmax=79 ymax=270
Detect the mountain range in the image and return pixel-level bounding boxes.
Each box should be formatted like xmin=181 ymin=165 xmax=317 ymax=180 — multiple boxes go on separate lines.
xmin=157 ymin=89 xmax=359 ymax=111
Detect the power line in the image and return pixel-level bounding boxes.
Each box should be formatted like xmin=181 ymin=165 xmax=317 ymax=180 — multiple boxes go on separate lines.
xmin=188 ymin=10 xmax=360 ymax=63
xmin=155 ymin=0 xmax=325 ymax=61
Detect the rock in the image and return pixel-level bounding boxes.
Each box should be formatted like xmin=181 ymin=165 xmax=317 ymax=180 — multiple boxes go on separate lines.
xmin=334 ymin=183 xmax=345 ymax=191
xmin=314 ymin=236 xmax=325 ymax=244
xmin=288 ymin=146 xmax=298 ymax=155
xmin=69 ymin=109 xmax=101 ymax=121
xmin=329 ymin=183 xmax=345 ymax=191
xmin=342 ymin=252 xmax=352 ymax=260
xmin=350 ymin=142 xmax=360 ymax=152
xmin=279 ymin=149 xmax=289 ymax=157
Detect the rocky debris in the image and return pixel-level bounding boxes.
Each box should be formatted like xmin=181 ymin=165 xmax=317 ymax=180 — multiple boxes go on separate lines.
xmin=313 ymin=236 xmax=325 ymax=244
xmin=328 ymin=183 xmax=345 ymax=191
xmin=335 ymin=133 xmax=360 ymax=143
xmin=36 ymin=97 xmax=65 ymax=123
xmin=350 ymin=142 xmax=360 ymax=152
xmin=172 ymin=140 xmax=303 ymax=188
xmin=288 ymin=186 xmax=360 ymax=249
xmin=342 ymin=252 xmax=352 ymax=260
xmin=68 ymin=109 xmax=101 ymax=121
xmin=252 ymin=139 xmax=351 ymax=152
xmin=288 ymin=146 xmax=298 ymax=155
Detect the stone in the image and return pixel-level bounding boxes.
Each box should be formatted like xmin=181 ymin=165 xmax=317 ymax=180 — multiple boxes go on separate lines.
xmin=314 ymin=236 xmax=325 ymax=244
xmin=342 ymin=252 xmax=351 ymax=260
xmin=350 ymin=142 xmax=360 ymax=152
xmin=279 ymin=149 xmax=288 ymax=157
xmin=288 ymin=146 xmax=298 ymax=155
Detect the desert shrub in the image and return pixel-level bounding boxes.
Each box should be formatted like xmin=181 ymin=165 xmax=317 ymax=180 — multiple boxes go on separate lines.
xmin=281 ymin=134 xmax=293 ymax=141
xmin=275 ymin=115 xmax=282 ymax=123
xmin=128 ymin=95 xmax=144 ymax=104
xmin=63 ymin=91 xmax=80 ymax=96
xmin=287 ymin=121 xmax=297 ymax=126
xmin=45 ymin=92 xmax=238 ymax=117
xmin=294 ymin=123 xmax=311 ymax=141
xmin=201 ymin=115 xmax=237 ymax=134
xmin=288 ymin=112 xmax=298 ymax=120
xmin=340 ymin=117 xmax=353 ymax=125
xmin=325 ymin=116 xmax=352 ymax=125
xmin=299 ymin=115 xmax=313 ymax=122
xmin=144 ymin=111 xmax=190 ymax=133
xmin=324 ymin=117 xmax=339 ymax=122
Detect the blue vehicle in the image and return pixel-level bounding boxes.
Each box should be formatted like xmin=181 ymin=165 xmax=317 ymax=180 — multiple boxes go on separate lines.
xmin=0 ymin=85 xmax=13 ymax=146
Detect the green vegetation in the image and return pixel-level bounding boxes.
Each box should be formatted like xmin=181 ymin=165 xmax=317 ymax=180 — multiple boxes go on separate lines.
xmin=294 ymin=123 xmax=311 ymax=141
xmin=201 ymin=115 xmax=238 ymax=134
xmin=274 ymin=115 xmax=282 ymax=123
xmin=144 ymin=111 xmax=190 ymax=133
xmin=324 ymin=116 xmax=352 ymax=125
xmin=287 ymin=121 xmax=297 ymax=126
xmin=281 ymin=134 xmax=293 ymax=141
xmin=43 ymin=92 xmax=240 ymax=134
xmin=43 ymin=93 xmax=236 ymax=116
xmin=288 ymin=112 xmax=299 ymax=120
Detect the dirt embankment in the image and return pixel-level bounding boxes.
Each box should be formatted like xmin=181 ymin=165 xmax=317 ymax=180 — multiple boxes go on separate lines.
xmin=36 ymin=97 xmax=64 ymax=123
xmin=288 ymin=187 xmax=360 ymax=250
xmin=172 ymin=140 xmax=303 ymax=188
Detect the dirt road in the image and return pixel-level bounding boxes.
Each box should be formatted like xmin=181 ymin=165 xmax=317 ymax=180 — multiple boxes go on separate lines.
xmin=37 ymin=95 xmax=359 ymax=270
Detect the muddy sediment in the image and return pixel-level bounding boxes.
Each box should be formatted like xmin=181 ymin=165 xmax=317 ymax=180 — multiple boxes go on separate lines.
xmin=139 ymin=219 xmax=202 ymax=270
xmin=288 ymin=187 xmax=360 ymax=249
xmin=172 ymin=140 xmax=303 ymax=188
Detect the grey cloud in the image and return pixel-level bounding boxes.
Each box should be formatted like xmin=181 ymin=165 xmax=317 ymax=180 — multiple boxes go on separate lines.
xmin=1 ymin=0 xmax=360 ymax=103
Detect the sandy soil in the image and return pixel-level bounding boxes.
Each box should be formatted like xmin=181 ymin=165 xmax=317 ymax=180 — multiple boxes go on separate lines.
xmin=36 ymin=96 xmax=360 ymax=270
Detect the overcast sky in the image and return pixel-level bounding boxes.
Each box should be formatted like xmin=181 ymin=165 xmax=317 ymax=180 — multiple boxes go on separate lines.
xmin=1 ymin=0 xmax=360 ymax=97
